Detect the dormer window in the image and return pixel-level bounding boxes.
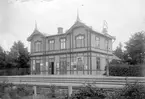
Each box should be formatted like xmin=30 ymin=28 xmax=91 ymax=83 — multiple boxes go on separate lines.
xmin=35 ymin=41 xmax=42 ymax=52
xmin=76 ymin=35 xmax=85 ymax=48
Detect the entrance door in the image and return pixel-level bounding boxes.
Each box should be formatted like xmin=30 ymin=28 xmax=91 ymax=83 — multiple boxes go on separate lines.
xmin=36 ymin=63 xmax=40 ymax=74
xmin=49 ymin=62 xmax=54 ymax=75
xmin=51 ymin=62 xmax=54 ymax=74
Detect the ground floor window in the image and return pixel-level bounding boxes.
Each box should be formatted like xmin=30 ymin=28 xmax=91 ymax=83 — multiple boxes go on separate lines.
xmin=58 ymin=57 xmax=67 ymax=74
xmin=31 ymin=55 xmax=104 ymax=75
xmin=77 ymin=57 xmax=84 ymax=71
xmin=96 ymin=57 xmax=100 ymax=70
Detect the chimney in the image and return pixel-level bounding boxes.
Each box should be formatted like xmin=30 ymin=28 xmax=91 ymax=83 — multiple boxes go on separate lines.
xmin=58 ymin=27 xmax=63 ymax=34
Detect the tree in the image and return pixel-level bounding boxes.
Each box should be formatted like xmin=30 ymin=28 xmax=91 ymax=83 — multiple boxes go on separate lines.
xmin=125 ymin=31 xmax=145 ymax=65
xmin=9 ymin=41 xmax=30 ymax=68
xmin=114 ymin=42 xmax=124 ymax=60
xmin=0 ymin=46 xmax=6 ymax=69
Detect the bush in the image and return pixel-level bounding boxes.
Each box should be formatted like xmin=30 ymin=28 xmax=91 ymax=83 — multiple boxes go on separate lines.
xmin=47 ymin=85 xmax=57 ymax=98
xmin=16 ymin=84 xmax=33 ymax=97
xmin=70 ymin=84 xmax=106 ymax=99
xmin=0 ymin=68 xmax=30 ymax=76
xmin=108 ymin=64 xmax=145 ymax=76
xmin=109 ymin=82 xmax=145 ymax=99
xmin=0 ymin=82 xmax=33 ymax=99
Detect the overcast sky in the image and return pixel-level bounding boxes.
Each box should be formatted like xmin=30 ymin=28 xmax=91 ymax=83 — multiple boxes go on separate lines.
xmin=0 ymin=0 xmax=145 ymax=51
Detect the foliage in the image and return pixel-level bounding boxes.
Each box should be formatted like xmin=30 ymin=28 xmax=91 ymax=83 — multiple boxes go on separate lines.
xmin=0 ymin=41 xmax=30 ymax=75
xmin=0 ymin=82 xmax=33 ymax=99
xmin=48 ymin=85 xmax=57 ymax=98
xmin=16 ymin=84 xmax=33 ymax=97
xmin=0 ymin=68 xmax=30 ymax=76
xmin=9 ymin=41 xmax=30 ymax=68
xmin=114 ymin=42 xmax=124 ymax=60
xmin=0 ymin=46 xmax=6 ymax=70
xmin=108 ymin=64 xmax=145 ymax=76
xmin=108 ymin=83 xmax=145 ymax=99
xmin=125 ymin=31 xmax=145 ymax=65
xmin=70 ymin=84 xmax=106 ymax=99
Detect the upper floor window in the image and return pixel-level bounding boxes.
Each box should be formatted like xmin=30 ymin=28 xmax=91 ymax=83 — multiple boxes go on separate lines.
xmin=49 ymin=40 xmax=54 ymax=50
xmin=105 ymin=39 xmax=109 ymax=50
xmin=96 ymin=36 xmax=100 ymax=48
xmin=60 ymin=38 xmax=66 ymax=49
xmin=76 ymin=35 xmax=85 ymax=48
xmin=35 ymin=41 xmax=41 ymax=52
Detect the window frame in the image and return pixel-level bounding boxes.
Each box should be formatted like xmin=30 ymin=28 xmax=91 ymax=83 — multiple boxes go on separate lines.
xmin=95 ymin=36 xmax=100 ymax=48
xmin=105 ymin=39 xmax=109 ymax=50
xmin=60 ymin=38 xmax=66 ymax=50
xmin=48 ymin=39 xmax=55 ymax=51
xmin=34 ymin=41 xmax=42 ymax=52
xmin=75 ymin=34 xmax=85 ymax=48
xmin=96 ymin=57 xmax=100 ymax=70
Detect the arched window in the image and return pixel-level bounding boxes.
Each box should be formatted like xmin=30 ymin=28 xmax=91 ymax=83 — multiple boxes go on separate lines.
xmin=76 ymin=35 xmax=85 ymax=48
xmin=35 ymin=41 xmax=41 ymax=52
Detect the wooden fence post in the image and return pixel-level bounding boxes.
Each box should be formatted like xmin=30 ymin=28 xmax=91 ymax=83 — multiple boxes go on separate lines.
xmin=33 ymin=86 xmax=37 ymax=99
xmin=68 ymin=85 xmax=72 ymax=97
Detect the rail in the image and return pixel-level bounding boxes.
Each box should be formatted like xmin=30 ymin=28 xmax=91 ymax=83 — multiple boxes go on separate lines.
xmin=0 ymin=75 xmax=145 ymax=88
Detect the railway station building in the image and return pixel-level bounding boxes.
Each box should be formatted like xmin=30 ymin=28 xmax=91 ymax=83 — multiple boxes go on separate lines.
xmin=27 ymin=15 xmax=116 ymax=75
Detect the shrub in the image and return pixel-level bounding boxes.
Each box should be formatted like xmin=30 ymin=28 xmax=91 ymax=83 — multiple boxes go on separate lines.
xmin=109 ymin=82 xmax=145 ymax=99
xmin=47 ymin=85 xmax=57 ymax=98
xmin=70 ymin=84 xmax=106 ymax=99
xmin=16 ymin=84 xmax=33 ymax=97
xmin=108 ymin=64 xmax=145 ymax=76
xmin=0 ymin=82 xmax=33 ymax=99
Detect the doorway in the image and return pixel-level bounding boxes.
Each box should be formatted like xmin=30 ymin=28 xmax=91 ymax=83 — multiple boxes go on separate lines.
xmin=49 ymin=62 xmax=54 ymax=75
xmin=51 ymin=62 xmax=54 ymax=74
xmin=36 ymin=63 xmax=40 ymax=74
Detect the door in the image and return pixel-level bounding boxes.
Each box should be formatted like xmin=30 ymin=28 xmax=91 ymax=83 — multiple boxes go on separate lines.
xmin=36 ymin=63 xmax=40 ymax=74
xmin=49 ymin=62 xmax=54 ymax=75
xmin=51 ymin=62 xmax=54 ymax=74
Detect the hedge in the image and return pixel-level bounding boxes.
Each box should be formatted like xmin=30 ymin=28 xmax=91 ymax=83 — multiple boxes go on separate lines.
xmin=0 ymin=68 xmax=30 ymax=76
xmin=108 ymin=64 xmax=145 ymax=77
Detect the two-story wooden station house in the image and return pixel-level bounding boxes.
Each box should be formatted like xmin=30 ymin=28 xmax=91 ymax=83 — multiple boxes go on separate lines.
xmin=27 ymin=15 xmax=116 ymax=76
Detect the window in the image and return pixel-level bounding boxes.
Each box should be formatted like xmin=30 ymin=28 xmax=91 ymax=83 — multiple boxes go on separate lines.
xmin=35 ymin=41 xmax=41 ymax=52
xmin=96 ymin=36 xmax=100 ymax=48
xmin=76 ymin=35 xmax=85 ymax=48
xmin=49 ymin=40 xmax=54 ymax=50
xmin=105 ymin=39 xmax=109 ymax=50
xmin=60 ymin=38 xmax=66 ymax=49
xmin=59 ymin=57 xmax=67 ymax=74
xmin=77 ymin=57 xmax=84 ymax=71
xmin=96 ymin=57 xmax=100 ymax=70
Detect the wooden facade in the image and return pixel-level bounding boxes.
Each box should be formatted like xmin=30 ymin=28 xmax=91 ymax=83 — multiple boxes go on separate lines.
xmin=27 ymin=19 xmax=115 ymax=75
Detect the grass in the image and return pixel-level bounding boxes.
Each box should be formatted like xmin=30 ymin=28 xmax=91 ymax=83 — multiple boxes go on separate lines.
xmin=22 ymin=95 xmax=64 ymax=99
xmin=22 ymin=95 xmax=48 ymax=99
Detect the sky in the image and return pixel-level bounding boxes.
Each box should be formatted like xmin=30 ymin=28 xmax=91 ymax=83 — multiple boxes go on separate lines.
xmin=0 ymin=0 xmax=145 ymax=51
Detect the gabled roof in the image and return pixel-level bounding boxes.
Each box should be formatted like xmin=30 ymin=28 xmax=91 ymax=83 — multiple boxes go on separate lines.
xmin=65 ymin=20 xmax=115 ymax=40
xmin=27 ymin=15 xmax=116 ymax=41
xmin=27 ymin=27 xmax=45 ymax=41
